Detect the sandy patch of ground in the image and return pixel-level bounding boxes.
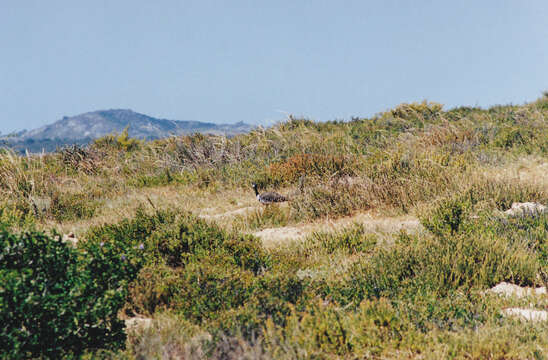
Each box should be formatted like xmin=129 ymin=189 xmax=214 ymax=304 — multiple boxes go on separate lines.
xmin=502 ymin=308 xmax=548 ymax=322
xmin=488 ymin=282 xmax=547 ymax=298
xmin=504 ymin=202 xmax=547 ymax=216
xmin=254 ymin=212 xmax=422 ymax=248
xmin=488 ymin=282 xmax=548 ymax=322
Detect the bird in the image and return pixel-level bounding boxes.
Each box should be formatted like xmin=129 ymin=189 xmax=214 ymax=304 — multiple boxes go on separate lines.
xmin=252 ymin=183 xmax=288 ymax=205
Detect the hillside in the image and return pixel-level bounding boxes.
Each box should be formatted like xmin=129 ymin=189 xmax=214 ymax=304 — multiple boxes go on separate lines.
xmin=1 ymin=109 xmax=253 ymax=153
xmin=1 ymin=97 xmax=548 ymax=358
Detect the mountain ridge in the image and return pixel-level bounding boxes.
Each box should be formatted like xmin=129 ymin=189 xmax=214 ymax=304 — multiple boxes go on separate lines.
xmin=1 ymin=109 xmax=254 ymax=153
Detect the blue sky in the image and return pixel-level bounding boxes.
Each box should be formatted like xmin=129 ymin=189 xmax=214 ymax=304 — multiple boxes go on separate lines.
xmin=1 ymin=0 xmax=547 ymax=133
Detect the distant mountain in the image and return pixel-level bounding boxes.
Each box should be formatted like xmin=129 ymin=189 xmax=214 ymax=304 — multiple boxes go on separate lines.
xmin=1 ymin=109 xmax=254 ymax=153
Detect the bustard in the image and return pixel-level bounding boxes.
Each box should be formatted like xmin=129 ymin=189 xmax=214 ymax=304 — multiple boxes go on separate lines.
xmin=252 ymin=183 xmax=288 ymax=205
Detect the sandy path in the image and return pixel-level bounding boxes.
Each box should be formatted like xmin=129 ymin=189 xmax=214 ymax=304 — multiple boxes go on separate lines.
xmin=199 ymin=206 xmax=257 ymax=220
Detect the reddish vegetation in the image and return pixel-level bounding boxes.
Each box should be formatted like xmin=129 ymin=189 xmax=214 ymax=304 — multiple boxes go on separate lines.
xmin=268 ymin=154 xmax=355 ymax=184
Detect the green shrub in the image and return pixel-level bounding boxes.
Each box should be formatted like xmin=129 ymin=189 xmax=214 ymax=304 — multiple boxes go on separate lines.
xmin=124 ymin=264 xmax=181 ymax=316
xmin=87 ymin=208 xmax=276 ymax=328
xmin=205 ymin=271 xmax=312 ymax=338
xmin=126 ymin=260 xmax=309 ymax=331
xmin=82 ymin=207 xmax=164 ymax=293
xmin=86 ymin=208 xmax=315 ymax=337
xmin=262 ymin=292 xmax=499 ymax=358
xmin=139 ymin=210 xmax=270 ymax=271
xmin=174 ymin=261 xmax=255 ymax=322
xmin=208 ymin=305 xmax=265 ymax=339
xmin=421 ymin=197 xmax=471 ymax=236
xmin=337 ymin=192 xmax=545 ymax=305
xmin=85 ymin=206 xmax=171 ymax=259
xmin=125 ymin=248 xmax=304 ymax=332
xmin=0 ymin=228 xmax=127 ymax=358
xmin=83 ymin=234 xmax=148 ymax=300
xmin=93 ymin=127 xmax=141 ymax=152
xmin=263 ymin=298 xmax=412 ymax=358
xmin=251 ymin=272 xmax=311 ymax=322
xmin=127 ymin=260 xmax=255 ymax=322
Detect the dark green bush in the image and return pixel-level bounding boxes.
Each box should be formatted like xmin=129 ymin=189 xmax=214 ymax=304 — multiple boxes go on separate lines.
xmin=125 ymin=254 xmax=303 ymax=333
xmin=173 ymin=261 xmax=254 ymax=322
xmin=82 ymin=207 xmax=162 ymax=294
xmin=421 ymin=197 xmax=471 ymax=236
xmin=0 ymin=227 xmax=127 ymax=358
xmin=86 ymin=206 xmax=271 ymax=272
xmin=206 ymin=271 xmax=313 ymax=338
xmin=126 ymin=259 xmax=311 ymax=331
xmin=127 ymin=260 xmax=254 ymax=322
xmin=84 ymin=234 xmax=147 ymax=299
xmin=87 ymin=208 xmax=277 ymax=328
xmin=86 ymin=206 xmax=170 ymax=250
xmin=248 ymin=272 xmax=312 ymax=326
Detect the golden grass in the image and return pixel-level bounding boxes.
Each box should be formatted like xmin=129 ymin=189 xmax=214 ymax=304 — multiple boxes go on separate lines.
xmin=42 ymin=185 xmax=249 ymax=235
xmin=36 ymin=156 xmax=548 ymax=244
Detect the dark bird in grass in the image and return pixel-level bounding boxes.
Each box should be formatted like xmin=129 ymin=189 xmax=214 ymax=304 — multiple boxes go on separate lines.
xmin=252 ymin=183 xmax=288 ymax=205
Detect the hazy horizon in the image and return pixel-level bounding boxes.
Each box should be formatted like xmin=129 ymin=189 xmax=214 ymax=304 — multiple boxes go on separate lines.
xmin=1 ymin=0 xmax=547 ymax=134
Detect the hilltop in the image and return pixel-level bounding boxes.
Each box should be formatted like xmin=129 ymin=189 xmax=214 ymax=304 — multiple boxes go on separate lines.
xmin=1 ymin=109 xmax=253 ymax=153
xmin=0 ymin=97 xmax=547 ymax=358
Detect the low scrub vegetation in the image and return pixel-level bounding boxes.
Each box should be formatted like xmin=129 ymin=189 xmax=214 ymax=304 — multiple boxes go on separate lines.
xmin=0 ymin=227 xmax=129 ymax=358
xmin=1 ymin=96 xmax=547 ymax=358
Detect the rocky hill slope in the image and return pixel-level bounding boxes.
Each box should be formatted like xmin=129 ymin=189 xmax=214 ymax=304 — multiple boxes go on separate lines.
xmin=1 ymin=109 xmax=253 ymax=153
